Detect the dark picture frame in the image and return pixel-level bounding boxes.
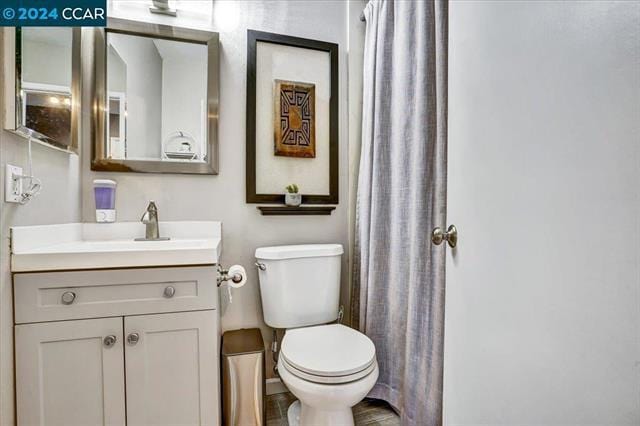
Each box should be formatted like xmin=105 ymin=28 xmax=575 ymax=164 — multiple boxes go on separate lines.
xmin=246 ymin=30 xmax=339 ymax=204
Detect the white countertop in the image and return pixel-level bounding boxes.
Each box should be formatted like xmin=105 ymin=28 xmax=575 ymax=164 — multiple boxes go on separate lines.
xmin=11 ymin=221 xmax=222 ymax=272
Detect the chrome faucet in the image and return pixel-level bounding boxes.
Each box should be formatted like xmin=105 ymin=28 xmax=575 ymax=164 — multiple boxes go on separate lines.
xmin=135 ymin=201 xmax=169 ymax=241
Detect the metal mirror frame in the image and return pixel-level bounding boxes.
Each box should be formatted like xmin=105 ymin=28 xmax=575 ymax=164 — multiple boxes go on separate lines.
xmin=91 ymin=18 xmax=219 ymax=174
xmin=2 ymin=27 xmax=81 ymax=154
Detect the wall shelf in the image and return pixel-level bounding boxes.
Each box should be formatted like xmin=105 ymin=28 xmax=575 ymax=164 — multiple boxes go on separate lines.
xmin=257 ymin=206 xmax=336 ymax=216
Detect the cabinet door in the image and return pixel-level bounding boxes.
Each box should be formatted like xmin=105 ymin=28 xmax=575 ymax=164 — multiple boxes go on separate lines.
xmin=15 ymin=318 xmax=126 ymax=426
xmin=125 ymin=310 xmax=219 ymax=426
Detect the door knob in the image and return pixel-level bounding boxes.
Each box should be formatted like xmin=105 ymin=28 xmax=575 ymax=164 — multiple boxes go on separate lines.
xmin=103 ymin=335 xmax=117 ymax=348
xmin=127 ymin=333 xmax=140 ymax=345
xmin=432 ymin=224 xmax=458 ymax=248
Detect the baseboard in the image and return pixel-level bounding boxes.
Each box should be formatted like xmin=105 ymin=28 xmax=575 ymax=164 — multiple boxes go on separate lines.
xmin=266 ymin=378 xmax=288 ymax=395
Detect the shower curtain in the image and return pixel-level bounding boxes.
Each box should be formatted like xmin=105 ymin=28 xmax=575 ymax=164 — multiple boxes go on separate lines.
xmin=352 ymin=1 xmax=448 ymax=424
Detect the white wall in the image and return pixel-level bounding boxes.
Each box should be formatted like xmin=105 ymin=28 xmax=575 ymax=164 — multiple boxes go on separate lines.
xmin=84 ymin=0 xmax=364 ymax=378
xmin=0 ymin=29 xmax=82 ymax=426
xmin=22 ymin=40 xmax=72 ymax=88
xmin=445 ymin=1 xmax=640 ymax=424
xmin=109 ymin=33 xmax=163 ymax=159
xmin=158 ymin=40 xmax=208 ymax=158
xmin=107 ymin=45 xmax=126 ymax=93
xmin=347 ymin=0 xmax=366 ymax=324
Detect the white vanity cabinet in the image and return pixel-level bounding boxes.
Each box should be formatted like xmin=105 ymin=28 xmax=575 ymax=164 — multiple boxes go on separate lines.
xmin=13 ymin=266 xmax=220 ymax=426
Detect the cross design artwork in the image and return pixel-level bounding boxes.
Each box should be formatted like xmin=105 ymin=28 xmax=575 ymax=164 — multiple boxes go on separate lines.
xmin=274 ymin=80 xmax=316 ymax=158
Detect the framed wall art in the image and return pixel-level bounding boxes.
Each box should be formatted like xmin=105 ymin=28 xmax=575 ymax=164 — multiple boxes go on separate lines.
xmin=246 ymin=30 xmax=338 ymax=204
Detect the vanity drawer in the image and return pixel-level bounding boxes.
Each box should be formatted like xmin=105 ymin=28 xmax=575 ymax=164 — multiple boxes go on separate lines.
xmin=14 ymin=266 xmax=217 ymax=324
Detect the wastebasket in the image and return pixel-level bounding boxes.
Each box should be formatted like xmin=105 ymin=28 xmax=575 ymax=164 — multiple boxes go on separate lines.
xmin=221 ymin=328 xmax=266 ymax=426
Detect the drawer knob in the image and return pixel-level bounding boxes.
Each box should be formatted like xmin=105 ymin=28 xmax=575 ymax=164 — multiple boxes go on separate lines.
xmin=61 ymin=291 xmax=76 ymax=305
xmin=127 ymin=333 xmax=140 ymax=345
xmin=163 ymin=286 xmax=176 ymax=298
xmin=103 ymin=335 xmax=117 ymax=347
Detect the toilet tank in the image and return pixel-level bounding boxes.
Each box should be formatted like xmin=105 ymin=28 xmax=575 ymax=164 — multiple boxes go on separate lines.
xmin=255 ymin=244 xmax=343 ymax=329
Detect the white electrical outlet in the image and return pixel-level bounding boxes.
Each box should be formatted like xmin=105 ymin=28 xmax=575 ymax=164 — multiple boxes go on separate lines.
xmin=5 ymin=164 xmax=23 ymax=203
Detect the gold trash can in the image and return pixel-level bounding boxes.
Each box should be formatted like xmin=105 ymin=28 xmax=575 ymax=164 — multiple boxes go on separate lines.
xmin=221 ymin=328 xmax=266 ymax=426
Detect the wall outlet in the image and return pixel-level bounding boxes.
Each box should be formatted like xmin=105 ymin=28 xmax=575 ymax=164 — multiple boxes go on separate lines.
xmin=5 ymin=164 xmax=23 ymax=203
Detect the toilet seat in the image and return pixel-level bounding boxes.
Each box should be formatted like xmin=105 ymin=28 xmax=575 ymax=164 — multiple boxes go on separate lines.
xmin=280 ymin=355 xmax=377 ymax=384
xmin=280 ymin=324 xmax=376 ymax=384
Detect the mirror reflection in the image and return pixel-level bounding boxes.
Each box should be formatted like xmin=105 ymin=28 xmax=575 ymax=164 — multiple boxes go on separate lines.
xmin=106 ymin=32 xmax=208 ymax=163
xmin=19 ymin=27 xmax=74 ymax=149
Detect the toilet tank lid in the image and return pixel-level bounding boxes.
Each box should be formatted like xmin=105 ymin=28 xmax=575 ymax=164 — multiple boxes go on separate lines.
xmin=255 ymin=244 xmax=343 ymax=260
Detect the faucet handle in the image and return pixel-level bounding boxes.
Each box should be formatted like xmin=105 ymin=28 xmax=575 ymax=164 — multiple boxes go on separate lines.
xmin=140 ymin=200 xmax=158 ymax=222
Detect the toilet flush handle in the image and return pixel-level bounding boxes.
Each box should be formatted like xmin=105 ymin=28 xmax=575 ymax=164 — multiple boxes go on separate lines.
xmin=255 ymin=262 xmax=266 ymax=271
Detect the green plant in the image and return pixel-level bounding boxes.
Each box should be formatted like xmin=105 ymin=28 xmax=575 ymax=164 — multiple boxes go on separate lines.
xmin=285 ymin=183 xmax=299 ymax=194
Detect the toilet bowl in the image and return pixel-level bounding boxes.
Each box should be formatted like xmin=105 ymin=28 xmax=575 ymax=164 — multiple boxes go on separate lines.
xmin=277 ymin=324 xmax=378 ymax=426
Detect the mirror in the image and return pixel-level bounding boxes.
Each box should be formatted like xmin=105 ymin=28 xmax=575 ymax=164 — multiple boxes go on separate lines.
xmin=92 ymin=19 xmax=219 ymax=174
xmin=6 ymin=27 xmax=80 ymax=153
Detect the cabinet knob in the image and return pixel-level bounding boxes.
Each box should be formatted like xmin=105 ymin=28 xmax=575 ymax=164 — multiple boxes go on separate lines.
xmin=103 ymin=335 xmax=117 ymax=347
xmin=163 ymin=286 xmax=176 ymax=298
xmin=127 ymin=333 xmax=140 ymax=345
xmin=61 ymin=291 xmax=76 ymax=305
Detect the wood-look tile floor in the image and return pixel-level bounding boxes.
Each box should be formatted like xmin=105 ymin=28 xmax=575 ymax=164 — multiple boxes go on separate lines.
xmin=266 ymin=392 xmax=400 ymax=426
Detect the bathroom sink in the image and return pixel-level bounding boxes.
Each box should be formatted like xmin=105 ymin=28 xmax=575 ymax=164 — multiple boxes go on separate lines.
xmin=10 ymin=221 xmax=221 ymax=272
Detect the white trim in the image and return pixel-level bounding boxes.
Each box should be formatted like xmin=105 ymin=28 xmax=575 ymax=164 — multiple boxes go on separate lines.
xmin=266 ymin=378 xmax=288 ymax=395
xmin=108 ymin=91 xmax=126 ymax=102
xmin=107 ymin=91 xmax=126 ymax=158
xmin=21 ymin=81 xmax=70 ymax=94
xmin=6 ymin=130 xmax=77 ymax=154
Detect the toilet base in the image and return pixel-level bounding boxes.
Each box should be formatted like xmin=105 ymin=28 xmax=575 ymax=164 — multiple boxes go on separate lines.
xmin=279 ymin=357 xmax=378 ymax=426
xmin=287 ymin=399 xmax=354 ymax=426
xmin=287 ymin=401 xmax=301 ymax=425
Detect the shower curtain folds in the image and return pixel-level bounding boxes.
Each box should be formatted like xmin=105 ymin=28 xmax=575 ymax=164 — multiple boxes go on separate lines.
xmin=352 ymin=1 xmax=448 ymax=425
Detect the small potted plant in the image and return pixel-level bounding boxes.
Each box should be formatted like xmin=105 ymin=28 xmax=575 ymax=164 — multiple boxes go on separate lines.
xmin=284 ymin=184 xmax=302 ymax=207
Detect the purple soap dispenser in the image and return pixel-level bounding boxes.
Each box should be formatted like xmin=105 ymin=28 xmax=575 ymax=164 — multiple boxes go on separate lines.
xmin=94 ymin=179 xmax=117 ymax=223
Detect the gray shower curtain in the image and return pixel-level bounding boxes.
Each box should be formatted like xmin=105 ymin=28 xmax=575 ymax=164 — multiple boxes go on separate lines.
xmin=352 ymin=1 xmax=448 ymax=425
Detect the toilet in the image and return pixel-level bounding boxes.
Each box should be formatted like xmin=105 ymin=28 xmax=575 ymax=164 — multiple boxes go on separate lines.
xmin=255 ymin=244 xmax=378 ymax=426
